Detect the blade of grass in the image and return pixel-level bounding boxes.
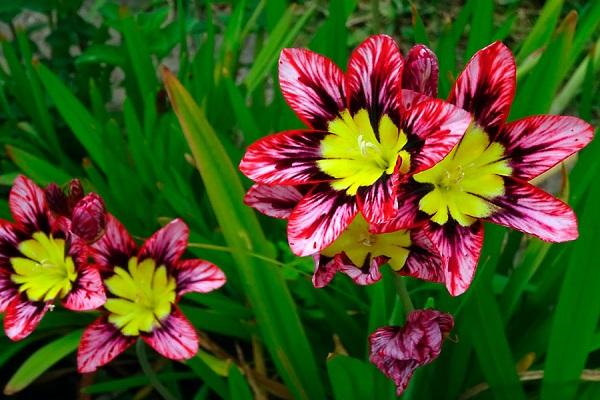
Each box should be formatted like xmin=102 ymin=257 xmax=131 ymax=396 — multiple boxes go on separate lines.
xmin=516 ymin=0 xmax=564 ymax=62
xmin=465 ymin=0 xmax=494 ymax=59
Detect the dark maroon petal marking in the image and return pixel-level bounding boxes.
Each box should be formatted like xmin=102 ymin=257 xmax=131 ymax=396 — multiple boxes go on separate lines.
xmin=44 ymin=183 xmax=70 ymax=216
xmin=279 ymin=48 xmax=346 ymax=129
xmin=244 ymin=184 xmax=305 ymax=220
xmin=4 ymin=297 xmax=51 ymax=341
xmin=498 ymin=115 xmax=594 ymax=180
xmin=357 ymin=171 xmax=399 ymax=224
xmin=175 ymin=259 xmax=226 ymax=296
xmin=138 ymin=219 xmax=189 ymax=269
xmin=9 ymin=175 xmax=50 ymax=234
xmin=239 ymin=130 xmax=331 ymax=186
xmin=403 ymin=45 xmax=439 ymax=97
xmin=0 ymin=267 xmax=18 ymax=313
xmin=369 ymin=309 xmax=454 ymax=395
xmin=77 ymin=316 xmax=135 ymax=373
xmin=312 ymin=254 xmax=338 ymax=288
xmin=346 ymin=34 xmax=404 ymax=129
xmin=400 ymin=228 xmax=444 ymax=283
xmin=91 ymin=214 xmax=137 ymax=274
xmin=372 ymin=178 xmax=430 ymax=233
xmin=287 ymin=184 xmax=358 ymax=256
xmin=448 ymin=41 xmax=515 ymax=134
xmin=486 ymin=177 xmax=577 ymax=242
xmin=62 ymin=266 xmax=106 ymax=311
xmin=141 ymin=307 xmax=198 ymax=360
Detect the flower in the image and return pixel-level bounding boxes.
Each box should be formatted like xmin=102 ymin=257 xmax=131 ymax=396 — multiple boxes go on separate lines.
xmin=244 ymin=184 xmax=443 ymax=288
xmin=239 ymin=35 xmax=472 ymax=257
xmin=77 ymin=215 xmax=226 ymax=373
xmin=380 ymin=41 xmax=594 ymax=295
xmin=0 ymin=176 xmax=106 ymax=340
xmin=369 ymin=309 xmax=454 ymax=396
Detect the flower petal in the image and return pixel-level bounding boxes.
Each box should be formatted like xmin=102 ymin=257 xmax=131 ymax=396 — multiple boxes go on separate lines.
xmin=279 ymin=48 xmax=346 ymax=129
xmin=9 ymin=175 xmax=50 ymax=233
xmin=400 ymin=89 xmax=431 ymax=111
xmin=141 ymin=307 xmax=198 ymax=360
xmin=239 ymin=130 xmax=330 ymax=185
xmin=77 ymin=316 xmax=135 ymax=373
xmin=175 ymin=259 xmax=226 ymax=296
xmin=337 ymin=254 xmax=385 ymax=285
xmin=423 ymin=221 xmax=484 ymax=296
xmin=486 ymin=177 xmax=577 ymax=242
xmin=346 ymin=35 xmax=403 ymax=123
xmin=0 ymin=220 xmax=20 ymax=269
xmin=403 ymin=45 xmax=439 ymax=97
xmin=400 ymin=228 xmax=444 ymax=283
xmin=312 ymin=254 xmax=338 ymax=288
xmin=498 ymin=115 xmax=594 ymax=180
xmin=448 ymin=41 xmax=515 ymax=133
xmin=71 ymin=193 xmax=107 ymax=244
xmin=4 ymin=297 xmax=51 ymax=340
xmin=244 ymin=184 xmax=305 ymax=219
xmin=138 ymin=219 xmax=189 ymax=267
xmin=372 ymin=178 xmax=429 ymax=233
xmin=62 ymin=266 xmax=106 ymax=311
xmin=91 ymin=214 xmax=137 ymax=273
xmin=357 ymin=171 xmax=399 ymax=224
xmin=400 ymin=99 xmax=472 ymax=173
xmin=0 ymin=267 xmax=17 ymax=312
xmin=287 ymin=184 xmax=358 ymax=256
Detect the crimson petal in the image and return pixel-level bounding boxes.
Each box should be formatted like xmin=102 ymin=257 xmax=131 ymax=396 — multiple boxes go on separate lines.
xmin=372 ymin=178 xmax=429 ymax=233
xmin=77 ymin=316 xmax=135 ymax=373
xmin=337 ymin=253 xmax=385 ymax=285
xmin=239 ymin=130 xmax=330 ymax=185
xmin=423 ymin=221 xmax=484 ymax=296
xmin=400 ymin=89 xmax=432 ymax=111
xmin=243 ymin=184 xmax=304 ymax=219
xmin=499 ymin=115 xmax=594 ymax=180
xmin=0 ymin=220 xmax=20 ymax=269
xmin=400 ymin=228 xmax=444 ymax=283
xmin=279 ymin=48 xmax=346 ymax=129
xmin=141 ymin=307 xmax=198 ymax=360
xmin=357 ymin=171 xmax=399 ymax=224
xmin=403 ymin=45 xmax=439 ymax=97
xmin=175 ymin=259 xmax=226 ymax=296
xmin=486 ymin=177 xmax=577 ymax=242
xmin=346 ymin=35 xmax=403 ymax=126
xmin=9 ymin=175 xmax=50 ymax=233
xmin=312 ymin=254 xmax=338 ymax=288
xmin=0 ymin=267 xmax=17 ymax=312
xmin=400 ymin=98 xmax=472 ymax=174
xmin=62 ymin=266 xmax=106 ymax=311
xmin=4 ymin=297 xmax=51 ymax=341
xmin=91 ymin=214 xmax=137 ymax=273
xmin=449 ymin=41 xmax=515 ymax=134
xmin=139 ymin=219 xmax=189 ymax=268
xmin=287 ymin=184 xmax=358 ymax=256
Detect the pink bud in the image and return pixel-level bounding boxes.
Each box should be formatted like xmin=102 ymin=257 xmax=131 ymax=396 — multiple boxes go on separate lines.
xmin=71 ymin=193 xmax=106 ymax=243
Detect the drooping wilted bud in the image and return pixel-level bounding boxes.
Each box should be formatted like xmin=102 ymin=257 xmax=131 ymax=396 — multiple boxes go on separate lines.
xmin=45 ymin=183 xmax=69 ymax=216
xmin=67 ymin=179 xmax=85 ymax=210
xmin=71 ymin=193 xmax=107 ymax=243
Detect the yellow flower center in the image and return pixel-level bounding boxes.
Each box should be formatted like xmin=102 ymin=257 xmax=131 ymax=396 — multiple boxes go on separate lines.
xmin=321 ymin=215 xmax=412 ymax=271
xmin=10 ymin=232 xmax=77 ymax=302
xmin=318 ymin=109 xmax=411 ymax=195
xmin=414 ymin=125 xmax=513 ymax=226
xmin=104 ymin=257 xmax=177 ymax=336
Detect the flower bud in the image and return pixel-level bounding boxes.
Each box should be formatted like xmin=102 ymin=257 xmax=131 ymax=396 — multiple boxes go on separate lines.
xmin=44 ymin=183 xmax=69 ymax=216
xmin=67 ymin=179 xmax=84 ymax=210
xmin=71 ymin=193 xmax=106 ymax=243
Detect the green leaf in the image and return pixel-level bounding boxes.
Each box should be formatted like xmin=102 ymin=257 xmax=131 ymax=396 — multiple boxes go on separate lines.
xmin=327 ymin=356 xmax=386 ymax=400
xmin=516 ymin=0 xmax=564 ymax=62
xmin=465 ymin=0 xmax=494 ymax=59
xmin=6 ymin=145 xmax=71 ymax=184
xmin=162 ymin=68 xmax=324 ymax=400
xmin=4 ymin=330 xmax=82 ymax=395
xmin=228 ymin=365 xmax=253 ymax=400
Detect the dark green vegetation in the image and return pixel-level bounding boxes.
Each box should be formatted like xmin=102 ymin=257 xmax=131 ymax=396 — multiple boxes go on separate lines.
xmin=0 ymin=0 xmax=599 ymax=399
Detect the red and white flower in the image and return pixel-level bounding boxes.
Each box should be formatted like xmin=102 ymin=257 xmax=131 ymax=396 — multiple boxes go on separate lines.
xmin=369 ymin=309 xmax=454 ymax=396
xmin=0 ymin=176 xmax=106 ymax=341
xmin=77 ymin=215 xmax=226 ymax=373
xmin=239 ymin=35 xmax=472 ymax=257
xmin=381 ymin=41 xmax=594 ymax=295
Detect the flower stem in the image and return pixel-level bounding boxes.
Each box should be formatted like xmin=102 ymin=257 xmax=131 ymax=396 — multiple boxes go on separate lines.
xmin=136 ymin=340 xmax=178 ymax=400
xmin=394 ymin=274 xmax=414 ymax=314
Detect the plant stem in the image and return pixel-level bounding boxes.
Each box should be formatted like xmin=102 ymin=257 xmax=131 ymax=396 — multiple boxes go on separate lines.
xmin=136 ymin=340 xmax=178 ymax=400
xmin=394 ymin=274 xmax=414 ymax=314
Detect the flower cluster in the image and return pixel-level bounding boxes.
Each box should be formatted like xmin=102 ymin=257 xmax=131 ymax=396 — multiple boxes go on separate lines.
xmin=0 ymin=176 xmax=226 ymax=373
xmin=239 ymin=35 xmax=593 ymax=394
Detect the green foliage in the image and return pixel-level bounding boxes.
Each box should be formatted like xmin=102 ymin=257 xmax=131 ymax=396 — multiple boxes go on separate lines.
xmin=0 ymin=1 xmax=598 ymax=399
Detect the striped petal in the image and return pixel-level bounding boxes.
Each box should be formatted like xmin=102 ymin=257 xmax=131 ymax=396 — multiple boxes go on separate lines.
xmin=312 ymin=254 xmax=338 ymax=288
xmin=346 ymin=35 xmax=403 ymax=125
xmin=77 ymin=316 xmax=135 ymax=373
xmin=400 ymin=89 xmax=431 ymax=111
xmin=0 ymin=220 xmax=20 ymax=269
xmin=279 ymin=48 xmax=346 ymax=129
xmin=423 ymin=221 xmax=484 ymax=296
xmin=287 ymin=184 xmax=358 ymax=256
xmin=4 ymin=297 xmax=51 ymax=341
xmin=403 ymin=45 xmax=439 ymax=97
xmin=449 ymin=41 xmax=515 ymax=134
xmin=0 ymin=267 xmax=18 ymax=312
xmin=239 ymin=130 xmax=329 ymax=185
xmin=372 ymin=178 xmax=430 ymax=233
xmin=357 ymin=170 xmax=399 ymax=224
xmin=141 ymin=307 xmax=198 ymax=360
xmin=499 ymin=115 xmax=594 ymax=180
xmin=139 ymin=219 xmax=189 ymax=268
xmin=336 ymin=253 xmax=385 ymax=285
xmin=400 ymin=228 xmax=444 ymax=284
xmin=486 ymin=177 xmax=577 ymax=242
xmin=91 ymin=214 xmax=136 ymax=273
xmin=9 ymin=175 xmax=50 ymax=234
xmin=175 ymin=259 xmax=226 ymax=296
xmin=244 ymin=184 xmax=304 ymax=219
xmin=400 ymin=99 xmax=472 ymax=173
xmin=62 ymin=266 xmax=106 ymax=311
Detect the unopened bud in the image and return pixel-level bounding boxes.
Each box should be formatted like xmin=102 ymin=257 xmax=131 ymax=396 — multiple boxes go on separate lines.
xmin=67 ymin=179 xmax=84 ymax=210
xmin=71 ymin=193 xmax=107 ymax=243
xmin=45 ymin=183 xmax=69 ymax=216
